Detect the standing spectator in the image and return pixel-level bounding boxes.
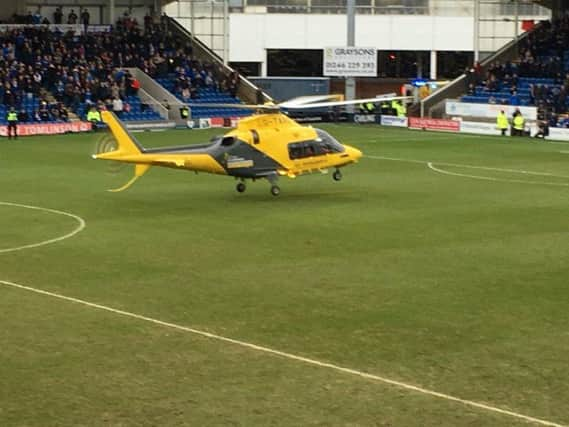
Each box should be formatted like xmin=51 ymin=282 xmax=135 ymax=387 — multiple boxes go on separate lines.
xmin=144 ymin=12 xmax=153 ymax=31
xmin=32 ymin=9 xmax=42 ymax=25
xmin=80 ymin=8 xmax=90 ymax=31
xmin=53 ymin=7 xmax=63 ymax=25
xmin=67 ymin=9 xmax=78 ymax=25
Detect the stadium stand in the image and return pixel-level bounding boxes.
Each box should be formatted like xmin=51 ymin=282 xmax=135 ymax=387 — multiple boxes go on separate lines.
xmin=155 ymin=71 xmax=250 ymax=119
xmin=0 ymin=12 xmax=247 ymax=125
xmin=460 ymin=17 xmax=569 ymax=127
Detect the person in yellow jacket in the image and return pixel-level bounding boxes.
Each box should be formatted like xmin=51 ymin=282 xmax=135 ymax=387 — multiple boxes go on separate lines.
xmin=511 ymin=109 xmax=525 ymax=137
xmin=496 ymin=110 xmax=509 ymax=136
xmin=6 ymin=107 xmax=18 ymax=140
xmin=87 ymin=107 xmax=102 ymax=131
xmin=394 ymin=101 xmax=407 ymax=117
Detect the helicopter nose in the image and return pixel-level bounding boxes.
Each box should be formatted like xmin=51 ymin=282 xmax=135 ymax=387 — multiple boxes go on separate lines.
xmin=346 ymin=145 xmax=363 ymax=161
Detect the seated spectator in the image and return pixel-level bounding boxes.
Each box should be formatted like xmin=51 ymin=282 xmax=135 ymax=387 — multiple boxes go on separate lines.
xmin=129 ymin=77 xmax=140 ymax=95
xmin=112 ymin=97 xmax=123 ymax=116
xmin=59 ymin=104 xmax=69 ymax=121
xmin=181 ymin=87 xmax=191 ymax=102
xmin=535 ymin=120 xmax=549 ymax=138
xmin=509 ymin=91 xmax=520 ymax=106
xmin=18 ymin=109 xmax=28 ymax=122
xmin=205 ymin=71 xmax=215 ymax=88
xmin=38 ymin=106 xmax=50 ymax=122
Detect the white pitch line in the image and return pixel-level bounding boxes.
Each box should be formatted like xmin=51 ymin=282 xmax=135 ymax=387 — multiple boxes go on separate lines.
xmin=366 ymin=155 xmax=569 ymax=180
xmin=0 ymin=201 xmax=86 ymax=254
xmin=427 ymin=163 xmax=569 ymax=187
xmin=0 ymin=279 xmax=565 ymax=427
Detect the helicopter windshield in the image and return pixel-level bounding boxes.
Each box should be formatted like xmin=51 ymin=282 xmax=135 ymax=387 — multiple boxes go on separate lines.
xmin=315 ymin=129 xmax=345 ymax=153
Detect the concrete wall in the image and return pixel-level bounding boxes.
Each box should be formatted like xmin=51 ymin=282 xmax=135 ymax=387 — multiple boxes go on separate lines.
xmin=227 ymin=13 xmax=549 ymax=65
xmin=0 ymin=2 xmax=26 ymax=22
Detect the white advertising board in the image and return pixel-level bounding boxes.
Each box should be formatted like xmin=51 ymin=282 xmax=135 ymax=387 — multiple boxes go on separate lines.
xmin=546 ymin=127 xmax=569 ymax=142
xmin=459 ymin=120 xmax=538 ymax=137
xmin=446 ymin=101 xmax=537 ymax=121
xmin=380 ymin=115 xmax=408 ymax=127
xmin=460 ymin=121 xmax=503 ymax=136
xmin=323 ymin=47 xmax=377 ymax=77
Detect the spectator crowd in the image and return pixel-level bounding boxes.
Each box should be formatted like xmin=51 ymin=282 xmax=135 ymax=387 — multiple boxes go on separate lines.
xmin=0 ymin=9 xmax=240 ymax=123
xmin=464 ymin=16 xmax=569 ymax=127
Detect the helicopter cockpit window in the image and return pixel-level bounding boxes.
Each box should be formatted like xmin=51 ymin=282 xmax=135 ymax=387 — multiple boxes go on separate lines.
xmin=315 ymin=129 xmax=345 ymax=153
xmin=288 ymin=141 xmax=320 ymax=159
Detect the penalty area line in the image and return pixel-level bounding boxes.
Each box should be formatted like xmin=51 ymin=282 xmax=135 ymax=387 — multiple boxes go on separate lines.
xmin=0 ymin=280 xmax=565 ymax=427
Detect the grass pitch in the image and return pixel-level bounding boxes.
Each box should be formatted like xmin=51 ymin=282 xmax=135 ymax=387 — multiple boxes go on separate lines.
xmin=1 ymin=125 xmax=568 ymax=426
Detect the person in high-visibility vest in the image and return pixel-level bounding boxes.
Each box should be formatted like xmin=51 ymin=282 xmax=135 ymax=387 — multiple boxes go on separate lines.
xmin=512 ymin=110 xmax=525 ymax=137
xmin=496 ymin=110 xmax=509 ymax=136
xmin=390 ymin=100 xmax=400 ymax=116
xmin=86 ymin=107 xmax=102 ymax=131
xmin=392 ymin=101 xmax=407 ymax=118
xmin=180 ymin=106 xmax=189 ymax=119
xmin=6 ymin=108 xmax=18 ymax=140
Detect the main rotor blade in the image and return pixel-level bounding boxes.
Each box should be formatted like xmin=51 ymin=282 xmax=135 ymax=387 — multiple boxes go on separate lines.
xmin=187 ymin=103 xmax=280 ymax=111
xmin=280 ymin=95 xmax=413 ymax=110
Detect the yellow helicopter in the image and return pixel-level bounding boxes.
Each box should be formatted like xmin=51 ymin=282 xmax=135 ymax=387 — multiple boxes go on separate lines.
xmin=92 ymin=95 xmax=409 ymax=196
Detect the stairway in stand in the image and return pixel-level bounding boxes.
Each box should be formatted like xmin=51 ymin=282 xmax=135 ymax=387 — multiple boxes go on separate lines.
xmin=41 ymin=89 xmax=82 ymax=122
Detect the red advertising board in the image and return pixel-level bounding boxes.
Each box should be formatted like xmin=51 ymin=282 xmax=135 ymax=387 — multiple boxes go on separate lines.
xmin=0 ymin=121 xmax=92 ymax=137
xmin=209 ymin=117 xmax=241 ymax=128
xmin=408 ymin=117 xmax=460 ymax=132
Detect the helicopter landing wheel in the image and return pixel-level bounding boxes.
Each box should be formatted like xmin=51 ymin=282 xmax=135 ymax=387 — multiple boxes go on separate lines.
xmin=270 ymin=185 xmax=281 ymax=196
xmin=236 ymin=182 xmax=246 ymax=193
xmin=333 ymin=169 xmax=343 ymax=181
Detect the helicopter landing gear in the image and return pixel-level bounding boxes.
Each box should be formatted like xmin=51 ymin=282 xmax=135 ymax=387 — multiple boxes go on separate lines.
xmin=236 ymin=182 xmax=246 ymax=193
xmin=333 ymin=169 xmax=343 ymax=181
xmin=266 ymin=173 xmax=281 ymax=196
